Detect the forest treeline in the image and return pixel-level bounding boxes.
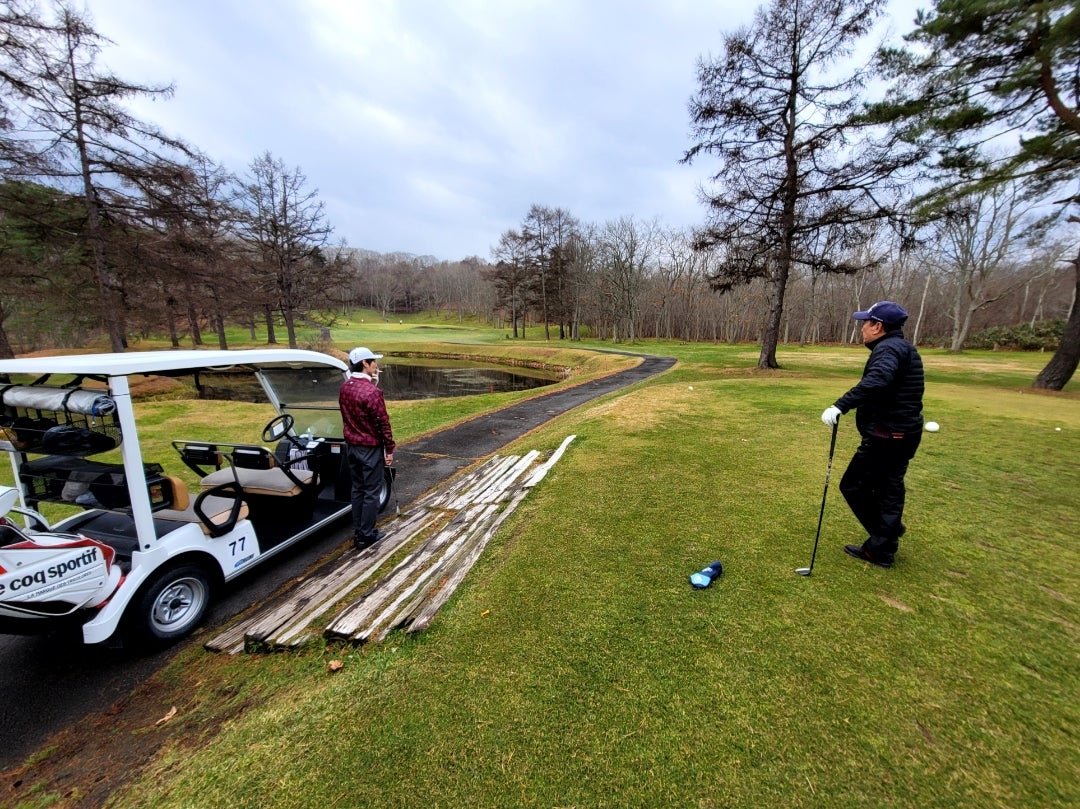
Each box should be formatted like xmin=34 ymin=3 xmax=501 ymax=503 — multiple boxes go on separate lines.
xmin=1 ymin=0 xmax=1077 ymax=387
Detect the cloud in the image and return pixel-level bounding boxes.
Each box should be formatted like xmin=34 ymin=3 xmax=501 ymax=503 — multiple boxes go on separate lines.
xmin=81 ymin=0 xmax=915 ymax=259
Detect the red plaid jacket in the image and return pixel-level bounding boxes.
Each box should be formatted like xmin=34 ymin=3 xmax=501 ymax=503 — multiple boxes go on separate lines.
xmin=339 ymin=375 xmax=396 ymax=453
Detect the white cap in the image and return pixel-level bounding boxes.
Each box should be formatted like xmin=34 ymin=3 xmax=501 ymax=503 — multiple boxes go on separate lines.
xmin=348 ymin=346 xmax=383 ymax=365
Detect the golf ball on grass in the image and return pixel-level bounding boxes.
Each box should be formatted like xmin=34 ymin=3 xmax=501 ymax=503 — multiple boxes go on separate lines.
xmin=925 ymin=421 xmax=939 ymax=432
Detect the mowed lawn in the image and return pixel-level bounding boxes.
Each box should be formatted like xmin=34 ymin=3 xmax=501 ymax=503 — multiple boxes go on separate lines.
xmin=22 ymin=338 xmax=1079 ymax=808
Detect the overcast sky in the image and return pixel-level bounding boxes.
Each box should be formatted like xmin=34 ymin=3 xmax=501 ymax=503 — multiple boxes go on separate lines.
xmin=81 ymin=0 xmax=923 ymax=261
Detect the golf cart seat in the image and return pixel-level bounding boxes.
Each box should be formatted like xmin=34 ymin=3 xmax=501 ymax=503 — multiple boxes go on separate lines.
xmin=153 ymin=476 xmax=248 ymax=537
xmin=173 ymin=441 xmax=319 ymax=498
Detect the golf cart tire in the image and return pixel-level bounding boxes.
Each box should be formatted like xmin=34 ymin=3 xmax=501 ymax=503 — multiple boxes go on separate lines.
xmin=378 ymin=466 xmax=394 ymax=513
xmin=126 ymin=562 xmax=214 ymax=647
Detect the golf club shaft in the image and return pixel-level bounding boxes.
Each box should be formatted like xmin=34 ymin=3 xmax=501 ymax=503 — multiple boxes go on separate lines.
xmin=805 ymin=419 xmax=839 ymax=574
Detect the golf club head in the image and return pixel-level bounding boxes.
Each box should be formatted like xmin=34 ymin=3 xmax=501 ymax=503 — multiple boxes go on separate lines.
xmin=795 ymin=567 xmax=812 ymax=576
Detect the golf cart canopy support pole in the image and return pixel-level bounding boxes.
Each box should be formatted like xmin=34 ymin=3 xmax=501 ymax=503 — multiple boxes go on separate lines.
xmin=109 ymin=375 xmax=157 ymax=545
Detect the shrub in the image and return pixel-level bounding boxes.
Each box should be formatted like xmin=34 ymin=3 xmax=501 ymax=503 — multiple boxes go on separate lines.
xmin=966 ymin=319 xmax=1064 ymax=351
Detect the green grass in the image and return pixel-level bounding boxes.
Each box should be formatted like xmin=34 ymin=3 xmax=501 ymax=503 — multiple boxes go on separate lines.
xmin=9 ymin=333 xmax=1080 ymax=808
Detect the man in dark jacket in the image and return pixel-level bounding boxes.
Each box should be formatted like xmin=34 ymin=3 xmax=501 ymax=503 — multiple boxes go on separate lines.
xmin=340 ymin=347 xmax=396 ymax=550
xmin=821 ymin=301 xmax=924 ymax=568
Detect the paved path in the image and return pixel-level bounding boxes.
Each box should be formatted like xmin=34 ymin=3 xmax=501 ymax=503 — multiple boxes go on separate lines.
xmin=0 ymin=352 xmax=674 ymax=769
xmin=392 ymin=353 xmax=675 ymax=505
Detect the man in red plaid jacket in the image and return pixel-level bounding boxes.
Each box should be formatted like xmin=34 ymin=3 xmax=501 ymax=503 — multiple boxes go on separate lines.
xmin=340 ymin=347 xmax=396 ymax=549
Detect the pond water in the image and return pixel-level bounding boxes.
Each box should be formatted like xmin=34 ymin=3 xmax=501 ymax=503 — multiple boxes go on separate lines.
xmin=196 ymin=358 xmax=559 ymax=403
xmin=377 ymin=358 xmax=558 ymax=400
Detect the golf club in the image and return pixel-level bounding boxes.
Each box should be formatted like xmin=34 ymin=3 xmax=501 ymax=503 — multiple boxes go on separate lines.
xmin=796 ymin=418 xmax=839 ymax=577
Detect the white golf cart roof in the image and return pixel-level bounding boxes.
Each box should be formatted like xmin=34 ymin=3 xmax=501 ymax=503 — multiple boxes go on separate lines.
xmin=0 ymin=349 xmax=347 ymax=377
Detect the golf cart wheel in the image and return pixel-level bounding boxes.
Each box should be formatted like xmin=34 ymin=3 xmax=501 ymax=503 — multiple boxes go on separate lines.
xmin=378 ymin=467 xmax=393 ymax=513
xmin=129 ymin=563 xmax=212 ymax=646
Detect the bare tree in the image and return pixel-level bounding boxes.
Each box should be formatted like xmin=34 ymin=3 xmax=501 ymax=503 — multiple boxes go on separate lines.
xmin=5 ymin=2 xmax=190 ymax=351
xmin=509 ymin=205 xmax=584 ymax=339
xmin=935 ymin=183 xmax=1029 ymax=351
xmin=488 ymin=229 xmax=530 ymax=337
xmin=597 ymin=216 xmax=658 ymax=343
xmin=237 ymin=152 xmax=336 ymax=349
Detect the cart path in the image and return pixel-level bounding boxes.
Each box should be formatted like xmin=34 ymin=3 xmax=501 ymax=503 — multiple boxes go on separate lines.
xmin=0 ymin=351 xmax=674 ymax=772
xmin=392 ymin=353 xmax=674 ymax=505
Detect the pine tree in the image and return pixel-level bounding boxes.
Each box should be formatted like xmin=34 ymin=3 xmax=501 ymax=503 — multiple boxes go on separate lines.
xmin=868 ymin=0 xmax=1079 ymax=389
xmin=684 ymin=0 xmax=910 ymax=369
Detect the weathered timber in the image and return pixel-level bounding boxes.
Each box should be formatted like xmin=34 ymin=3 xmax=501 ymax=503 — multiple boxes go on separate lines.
xmin=206 ymin=438 xmax=576 ymax=654
xmin=398 ymin=438 xmax=575 ymax=635
xmin=417 ymin=456 xmax=507 ymax=510
xmin=355 ymin=455 xmax=541 ymax=641
xmin=203 ymin=508 xmax=436 ymax=653
xmin=378 ymin=511 xmax=496 ymax=638
xmin=404 ymin=487 xmax=531 ymax=634
xmin=444 ymin=455 xmax=518 ymax=509
xmin=352 ymin=510 xmax=495 ymax=643
xmin=324 ymin=502 xmax=491 ymax=641
xmin=471 ymin=451 xmax=541 ymax=506
xmin=523 ymin=435 xmax=576 ymax=488
xmin=262 ymin=510 xmax=443 ymax=651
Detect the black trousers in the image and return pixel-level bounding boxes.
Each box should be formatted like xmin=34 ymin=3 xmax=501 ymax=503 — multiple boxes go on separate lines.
xmin=839 ymin=431 xmax=922 ymax=560
xmin=347 ymin=444 xmax=384 ymax=541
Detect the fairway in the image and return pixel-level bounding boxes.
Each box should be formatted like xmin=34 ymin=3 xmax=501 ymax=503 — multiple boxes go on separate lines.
xmin=10 ymin=336 xmax=1080 ymax=809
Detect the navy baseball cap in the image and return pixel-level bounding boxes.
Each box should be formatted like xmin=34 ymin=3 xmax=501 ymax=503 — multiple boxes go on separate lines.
xmin=852 ymin=301 xmax=908 ymax=326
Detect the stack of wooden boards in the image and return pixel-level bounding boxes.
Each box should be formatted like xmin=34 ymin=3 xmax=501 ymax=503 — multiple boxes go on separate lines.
xmin=205 ymin=435 xmax=575 ymax=654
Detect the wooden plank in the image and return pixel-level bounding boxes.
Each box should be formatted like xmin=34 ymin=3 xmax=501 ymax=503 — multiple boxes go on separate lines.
xmin=370 ymin=505 xmax=500 ymax=643
xmin=324 ymin=502 xmax=490 ymax=640
xmin=211 ymin=436 xmax=575 ymax=653
xmin=351 ymin=515 xmax=491 ymax=643
xmin=523 ymin=435 xmax=576 ymax=487
xmin=418 ymin=456 xmax=505 ymax=509
xmin=446 ymin=455 xmax=519 ymax=510
xmin=241 ymin=509 xmax=434 ymax=649
xmin=475 ymin=450 xmax=540 ymax=504
xmin=405 ymin=487 xmax=531 ymax=634
xmin=204 ymin=507 xmax=435 ymax=653
xmin=264 ymin=510 xmax=443 ymax=649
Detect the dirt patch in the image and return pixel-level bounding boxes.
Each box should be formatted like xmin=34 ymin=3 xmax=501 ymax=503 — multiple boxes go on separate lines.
xmin=878 ymin=594 xmax=914 ymax=613
xmin=0 ymin=656 xmax=249 ymax=808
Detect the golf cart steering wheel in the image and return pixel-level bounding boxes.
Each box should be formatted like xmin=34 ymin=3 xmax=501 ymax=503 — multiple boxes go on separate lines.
xmin=262 ymin=413 xmax=301 ymax=447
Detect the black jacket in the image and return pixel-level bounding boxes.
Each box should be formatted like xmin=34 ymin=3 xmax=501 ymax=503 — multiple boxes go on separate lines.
xmin=835 ymin=330 xmax=924 ymax=436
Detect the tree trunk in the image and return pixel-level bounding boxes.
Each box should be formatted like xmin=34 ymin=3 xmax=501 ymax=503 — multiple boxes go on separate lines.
xmin=912 ymin=272 xmax=931 ymax=346
xmin=283 ymin=305 xmax=298 ymax=349
xmin=215 ymin=311 xmax=228 ymax=350
xmin=760 ymin=58 xmax=799 ymax=370
xmin=0 ymin=303 xmax=14 ymax=359
xmin=60 ymin=28 xmax=125 ymax=354
xmin=759 ymin=271 xmax=788 ymax=369
xmin=951 ymin=303 xmax=975 ymax=352
xmin=1033 ymin=256 xmax=1080 ymax=390
xmin=186 ymin=301 xmax=203 ymax=346
xmin=264 ymin=304 xmax=277 ymax=344
xmin=166 ymin=297 xmax=180 ymax=348
xmin=75 ymin=121 xmax=124 ymax=351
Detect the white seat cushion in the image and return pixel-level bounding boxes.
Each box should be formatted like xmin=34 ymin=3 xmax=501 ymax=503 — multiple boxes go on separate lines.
xmin=200 ymin=467 xmax=313 ymax=497
xmin=157 ymin=494 xmax=249 ymax=534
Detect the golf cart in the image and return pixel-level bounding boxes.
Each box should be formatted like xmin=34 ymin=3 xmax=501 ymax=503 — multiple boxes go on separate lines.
xmin=0 ymin=349 xmax=393 ymax=646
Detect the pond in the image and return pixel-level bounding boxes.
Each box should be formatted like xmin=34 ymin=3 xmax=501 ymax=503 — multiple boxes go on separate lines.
xmin=377 ymin=358 xmax=559 ymax=400
xmin=196 ymin=358 xmax=559 ymax=404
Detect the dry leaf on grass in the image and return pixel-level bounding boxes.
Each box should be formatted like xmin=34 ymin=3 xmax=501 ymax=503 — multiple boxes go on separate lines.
xmin=155 ymin=706 xmax=178 ymax=726
xmin=327 ymin=660 xmax=344 ymax=672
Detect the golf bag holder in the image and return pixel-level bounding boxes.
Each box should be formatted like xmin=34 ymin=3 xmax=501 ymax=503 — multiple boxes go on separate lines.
xmin=0 ymin=384 xmax=122 ymax=456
